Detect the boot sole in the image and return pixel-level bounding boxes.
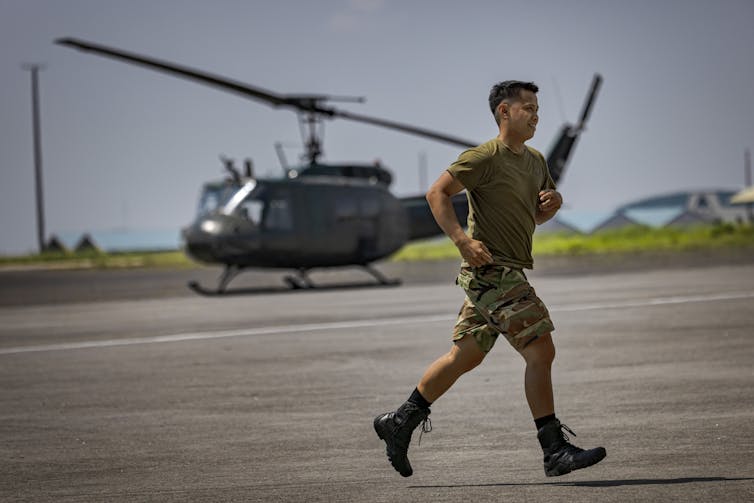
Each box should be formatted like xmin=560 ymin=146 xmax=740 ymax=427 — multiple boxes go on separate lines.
xmin=545 ymin=447 xmax=606 ymax=477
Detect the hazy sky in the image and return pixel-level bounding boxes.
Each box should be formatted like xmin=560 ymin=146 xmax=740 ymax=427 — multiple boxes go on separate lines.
xmin=1 ymin=0 xmax=753 ymax=254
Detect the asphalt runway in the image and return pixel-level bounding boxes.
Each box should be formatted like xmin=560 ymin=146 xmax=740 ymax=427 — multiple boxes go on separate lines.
xmin=1 ymin=260 xmax=753 ymax=502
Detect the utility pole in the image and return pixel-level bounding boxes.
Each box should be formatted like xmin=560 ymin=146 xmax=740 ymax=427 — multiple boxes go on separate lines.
xmin=22 ymin=64 xmax=46 ymax=253
xmin=745 ymin=148 xmax=752 ymax=223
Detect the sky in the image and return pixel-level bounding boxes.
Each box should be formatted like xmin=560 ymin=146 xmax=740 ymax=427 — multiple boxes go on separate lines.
xmin=1 ymin=0 xmax=753 ymax=254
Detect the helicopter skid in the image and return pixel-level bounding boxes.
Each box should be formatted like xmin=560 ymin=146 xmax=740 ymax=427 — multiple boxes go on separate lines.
xmin=187 ymin=280 xmax=223 ymax=296
xmin=187 ymin=264 xmax=400 ymax=295
xmin=283 ymin=271 xmax=314 ymax=290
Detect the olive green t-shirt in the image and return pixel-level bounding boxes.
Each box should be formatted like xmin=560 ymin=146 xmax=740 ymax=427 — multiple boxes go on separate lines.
xmin=447 ymin=138 xmax=555 ymax=269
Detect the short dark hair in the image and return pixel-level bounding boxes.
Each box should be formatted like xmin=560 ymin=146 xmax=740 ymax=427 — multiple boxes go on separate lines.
xmin=489 ymin=81 xmax=539 ymax=124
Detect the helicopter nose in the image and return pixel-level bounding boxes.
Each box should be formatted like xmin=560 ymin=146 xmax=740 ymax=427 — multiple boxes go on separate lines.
xmin=181 ymin=221 xmax=220 ymax=263
xmin=199 ymin=219 xmax=223 ymax=234
xmin=182 ymin=215 xmax=262 ymax=264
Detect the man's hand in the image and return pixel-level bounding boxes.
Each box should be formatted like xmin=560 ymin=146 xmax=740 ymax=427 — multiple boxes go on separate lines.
xmin=535 ymin=189 xmax=562 ymax=224
xmin=538 ymin=189 xmax=562 ymax=213
xmin=456 ymin=237 xmax=493 ymax=267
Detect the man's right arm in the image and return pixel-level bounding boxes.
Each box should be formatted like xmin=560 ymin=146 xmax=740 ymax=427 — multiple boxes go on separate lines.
xmin=425 ymin=171 xmax=492 ymax=267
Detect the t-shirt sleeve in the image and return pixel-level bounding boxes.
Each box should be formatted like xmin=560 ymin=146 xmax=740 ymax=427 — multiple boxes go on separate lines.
xmin=543 ymin=163 xmax=556 ymax=191
xmin=534 ymin=148 xmax=556 ymax=191
xmin=446 ymin=146 xmax=489 ymax=191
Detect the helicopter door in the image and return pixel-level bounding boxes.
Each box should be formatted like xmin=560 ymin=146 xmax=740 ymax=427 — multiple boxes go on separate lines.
xmin=259 ymin=189 xmax=298 ymax=257
xmin=297 ymin=187 xmax=346 ymax=262
xmin=263 ymin=198 xmax=293 ymax=231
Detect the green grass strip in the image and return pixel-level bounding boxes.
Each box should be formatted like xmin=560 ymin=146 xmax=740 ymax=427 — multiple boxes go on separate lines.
xmin=0 ymin=250 xmax=194 ymax=269
xmin=2 ymin=224 xmax=752 ymax=268
xmin=392 ymin=223 xmax=754 ymax=261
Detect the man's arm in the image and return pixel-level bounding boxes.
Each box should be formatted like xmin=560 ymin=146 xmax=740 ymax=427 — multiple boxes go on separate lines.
xmin=535 ymin=189 xmax=563 ymax=225
xmin=426 ymin=171 xmax=492 ymax=267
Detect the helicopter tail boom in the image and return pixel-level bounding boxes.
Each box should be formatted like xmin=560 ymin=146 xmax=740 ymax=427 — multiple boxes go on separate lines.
xmin=400 ymin=192 xmax=469 ymax=242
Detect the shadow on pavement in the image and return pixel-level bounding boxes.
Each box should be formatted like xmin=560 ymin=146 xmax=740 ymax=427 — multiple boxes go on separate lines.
xmin=410 ymin=476 xmax=754 ymax=489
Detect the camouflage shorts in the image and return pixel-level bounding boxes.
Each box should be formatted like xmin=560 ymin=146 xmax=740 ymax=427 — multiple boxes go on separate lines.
xmin=453 ymin=264 xmax=555 ymax=353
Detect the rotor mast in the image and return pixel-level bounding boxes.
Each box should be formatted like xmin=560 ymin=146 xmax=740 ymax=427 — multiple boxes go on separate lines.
xmin=292 ymin=94 xmax=365 ymax=164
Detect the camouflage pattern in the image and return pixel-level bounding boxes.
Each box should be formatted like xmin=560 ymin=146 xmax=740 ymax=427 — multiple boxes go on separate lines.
xmin=453 ymin=265 xmax=554 ymax=353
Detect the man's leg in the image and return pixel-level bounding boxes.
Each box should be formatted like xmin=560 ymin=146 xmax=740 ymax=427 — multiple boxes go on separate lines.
xmin=519 ymin=332 xmax=606 ymax=476
xmin=519 ymin=333 xmax=555 ymax=419
xmin=374 ymin=334 xmax=486 ymax=477
xmin=417 ymin=333 xmax=486 ymax=402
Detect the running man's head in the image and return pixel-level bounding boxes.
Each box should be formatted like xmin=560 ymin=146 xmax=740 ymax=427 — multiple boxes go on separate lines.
xmin=488 ymin=80 xmax=540 ymax=140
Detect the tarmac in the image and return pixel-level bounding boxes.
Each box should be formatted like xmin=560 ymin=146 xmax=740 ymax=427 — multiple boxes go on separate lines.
xmin=1 ymin=254 xmax=753 ymax=502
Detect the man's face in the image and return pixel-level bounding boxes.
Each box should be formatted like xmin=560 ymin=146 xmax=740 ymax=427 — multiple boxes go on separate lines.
xmin=501 ymin=90 xmax=539 ymax=140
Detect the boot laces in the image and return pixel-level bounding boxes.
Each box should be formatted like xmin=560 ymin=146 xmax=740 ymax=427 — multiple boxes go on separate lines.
xmin=417 ymin=417 xmax=432 ymax=446
xmin=557 ymin=423 xmax=586 ymax=454
xmin=560 ymin=423 xmax=577 ymax=442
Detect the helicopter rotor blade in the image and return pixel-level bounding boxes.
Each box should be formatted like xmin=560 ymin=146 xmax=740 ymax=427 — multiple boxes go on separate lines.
xmin=56 ymin=37 xmax=478 ymax=150
xmin=574 ymin=73 xmax=602 ymax=132
xmin=545 ymin=73 xmax=603 ymax=184
xmin=56 ymin=37 xmax=289 ymax=107
xmin=333 ymin=109 xmax=476 ymax=149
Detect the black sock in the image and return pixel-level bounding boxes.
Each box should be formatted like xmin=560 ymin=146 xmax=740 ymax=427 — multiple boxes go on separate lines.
xmin=407 ymin=388 xmax=432 ymax=409
xmin=534 ymin=413 xmax=557 ymax=430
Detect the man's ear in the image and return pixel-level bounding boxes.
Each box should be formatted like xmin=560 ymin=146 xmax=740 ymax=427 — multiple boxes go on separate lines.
xmin=498 ymin=102 xmax=509 ymax=119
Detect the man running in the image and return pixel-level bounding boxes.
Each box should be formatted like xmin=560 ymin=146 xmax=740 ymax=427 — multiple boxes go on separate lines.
xmin=374 ymin=80 xmax=606 ymax=478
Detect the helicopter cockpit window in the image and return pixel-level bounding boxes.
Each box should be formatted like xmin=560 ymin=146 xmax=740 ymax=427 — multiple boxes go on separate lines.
xmin=239 ymin=199 xmax=264 ymax=225
xmin=197 ymin=184 xmax=237 ymax=216
xmin=198 ymin=192 xmax=219 ymax=214
xmin=221 ymin=180 xmax=257 ymax=216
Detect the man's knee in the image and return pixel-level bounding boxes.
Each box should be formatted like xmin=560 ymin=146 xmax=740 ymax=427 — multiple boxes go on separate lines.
xmin=450 ymin=336 xmax=486 ymax=373
xmin=521 ymin=333 xmax=555 ymax=365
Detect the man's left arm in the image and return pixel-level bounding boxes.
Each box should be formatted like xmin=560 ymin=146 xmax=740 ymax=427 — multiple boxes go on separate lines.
xmin=535 ymin=189 xmax=562 ymax=225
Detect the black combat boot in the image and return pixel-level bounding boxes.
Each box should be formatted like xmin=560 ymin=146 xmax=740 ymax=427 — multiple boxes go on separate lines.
xmin=537 ymin=419 xmax=606 ymax=477
xmin=373 ymin=401 xmax=431 ymax=477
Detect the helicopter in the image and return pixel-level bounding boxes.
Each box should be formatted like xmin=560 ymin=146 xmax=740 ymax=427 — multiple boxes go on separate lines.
xmin=57 ymin=38 xmax=602 ymax=294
